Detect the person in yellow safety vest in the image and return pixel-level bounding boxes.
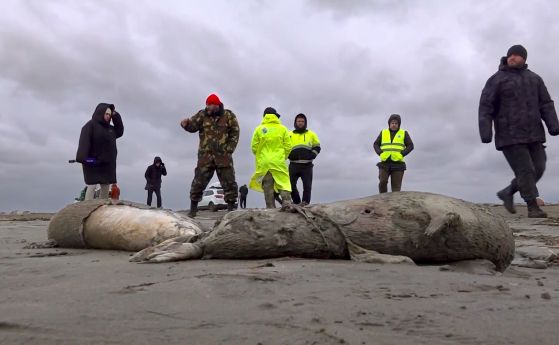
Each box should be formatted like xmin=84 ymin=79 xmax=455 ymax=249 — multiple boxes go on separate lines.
xmin=249 ymin=107 xmax=293 ymax=208
xmin=373 ymin=114 xmax=414 ymax=193
xmin=288 ymin=113 xmax=321 ymax=206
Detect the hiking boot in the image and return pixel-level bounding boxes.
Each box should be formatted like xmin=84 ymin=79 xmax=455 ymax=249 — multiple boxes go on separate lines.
xmin=497 ymin=188 xmax=516 ymax=214
xmin=300 ymin=201 xmax=309 ymax=207
xmin=188 ymin=200 xmax=198 ymax=218
xmin=227 ymin=202 xmax=237 ymax=212
xmin=279 ymin=191 xmax=296 ymax=212
xmin=527 ymin=199 xmax=547 ymax=218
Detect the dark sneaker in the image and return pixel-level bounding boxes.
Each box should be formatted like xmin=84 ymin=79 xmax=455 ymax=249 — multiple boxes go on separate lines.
xmin=527 ymin=200 xmax=547 ymax=218
xmin=497 ymin=189 xmax=516 ymax=214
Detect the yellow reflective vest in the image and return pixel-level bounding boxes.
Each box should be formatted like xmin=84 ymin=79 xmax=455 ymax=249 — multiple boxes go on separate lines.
xmin=380 ymin=129 xmax=406 ymax=162
xmin=249 ymin=114 xmax=292 ymax=192
xmin=289 ymin=130 xmax=320 ymax=163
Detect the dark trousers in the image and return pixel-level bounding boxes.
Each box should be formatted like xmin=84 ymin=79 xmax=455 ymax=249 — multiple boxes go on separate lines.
xmin=147 ymin=188 xmax=162 ymax=208
xmin=289 ymin=163 xmax=313 ymax=204
xmin=239 ymin=195 xmax=247 ymax=209
xmin=378 ymin=168 xmax=404 ymax=193
xmin=190 ymin=165 xmax=238 ymax=203
xmin=501 ymin=143 xmax=546 ymax=202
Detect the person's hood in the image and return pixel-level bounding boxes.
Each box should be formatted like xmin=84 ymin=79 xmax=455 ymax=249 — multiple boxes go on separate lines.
xmin=498 ymin=56 xmax=528 ymax=71
xmin=92 ymin=103 xmax=115 ymax=125
xmin=263 ymin=107 xmax=280 ymax=118
xmin=293 ymin=113 xmax=308 ymax=133
xmin=262 ymin=113 xmax=281 ymax=125
xmin=388 ymin=114 xmax=401 ymax=129
xmin=153 ymin=156 xmax=162 ymax=164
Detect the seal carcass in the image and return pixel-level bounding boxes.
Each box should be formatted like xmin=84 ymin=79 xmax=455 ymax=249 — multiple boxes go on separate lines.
xmin=48 ymin=199 xmax=202 ymax=251
xmin=131 ymin=192 xmax=515 ymax=271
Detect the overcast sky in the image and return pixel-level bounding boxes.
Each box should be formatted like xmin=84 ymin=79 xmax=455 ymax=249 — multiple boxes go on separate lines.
xmin=1 ymin=0 xmax=559 ymax=212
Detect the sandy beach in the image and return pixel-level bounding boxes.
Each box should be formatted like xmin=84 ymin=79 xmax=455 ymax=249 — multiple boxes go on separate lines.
xmin=1 ymin=205 xmax=558 ymax=345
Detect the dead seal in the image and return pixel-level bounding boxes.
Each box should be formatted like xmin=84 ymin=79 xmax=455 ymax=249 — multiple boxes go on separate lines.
xmin=131 ymin=192 xmax=515 ymax=271
xmin=48 ymin=199 xmax=202 ymax=251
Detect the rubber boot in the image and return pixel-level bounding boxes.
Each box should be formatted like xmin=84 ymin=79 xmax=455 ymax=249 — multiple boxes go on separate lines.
xmin=188 ymin=200 xmax=198 ymax=218
xmin=527 ymin=199 xmax=547 ymax=218
xmin=497 ymin=187 xmax=516 ymax=214
xmin=279 ymin=190 xmax=295 ymax=212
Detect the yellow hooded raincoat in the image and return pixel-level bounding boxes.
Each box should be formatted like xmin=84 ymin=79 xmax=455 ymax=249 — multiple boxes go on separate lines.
xmin=249 ymin=114 xmax=292 ymax=192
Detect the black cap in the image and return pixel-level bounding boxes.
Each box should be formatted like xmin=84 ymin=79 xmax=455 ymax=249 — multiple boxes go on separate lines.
xmin=263 ymin=107 xmax=280 ymax=118
xmin=507 ymin=45 xmax=527 ymax=60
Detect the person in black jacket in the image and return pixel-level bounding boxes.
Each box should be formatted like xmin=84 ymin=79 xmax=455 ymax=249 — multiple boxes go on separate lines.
xmin=145 ymin=156 xmax=167 ymax=208
xmin=479 ymin=45 xmax=559 ymax=218
xmin=76 ymin=103 xmax=124 ymax=200
xmin=288 ymin=113 xmax=321 ymax=206
xmin=373 ymin=114 xmax=414 ymax=193
xmin=238 ymin=184 xmax=248 ymax=209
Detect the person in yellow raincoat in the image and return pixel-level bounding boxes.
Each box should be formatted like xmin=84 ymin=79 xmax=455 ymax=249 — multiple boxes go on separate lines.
xmin=249 ymin=107 xmax=293 ymax=208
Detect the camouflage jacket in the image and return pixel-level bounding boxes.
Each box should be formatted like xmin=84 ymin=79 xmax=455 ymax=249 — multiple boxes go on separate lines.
xmin=183 ymin=108 xmax=240 ymax=167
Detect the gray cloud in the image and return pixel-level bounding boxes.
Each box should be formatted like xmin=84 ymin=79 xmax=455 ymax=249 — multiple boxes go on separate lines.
xmin=1 ymin=0 xmax=559 ymax=212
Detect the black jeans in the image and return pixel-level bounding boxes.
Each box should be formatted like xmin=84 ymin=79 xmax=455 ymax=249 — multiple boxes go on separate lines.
xmin=289 ymin=163 xmax=314 ymax=204
xmin=147 ymin=188 xmax=162 ymax=208
xmin=501 ymin=143 xmax=546 ymax=202
xmin=239 ymin=195 xmax=247 ymax=209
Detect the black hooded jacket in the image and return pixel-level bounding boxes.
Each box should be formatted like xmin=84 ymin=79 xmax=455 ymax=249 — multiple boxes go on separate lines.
xmin=76 ymin=103 xmax=124 ymax=184
xmin=479 ymin=57 xmax=559 ymax=150
xmin=145 ymin=156 xmax=167 ymax=189
xmin=373 ymin=114 xmax=414 ymax=170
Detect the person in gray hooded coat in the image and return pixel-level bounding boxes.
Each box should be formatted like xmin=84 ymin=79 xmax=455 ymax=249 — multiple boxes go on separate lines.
xmin=145 ymin=156 xmax=167 ymax=208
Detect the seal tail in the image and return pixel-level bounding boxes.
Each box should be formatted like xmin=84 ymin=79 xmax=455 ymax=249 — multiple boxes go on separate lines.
xmin=130 ymin=236 xmax=203 ymax=263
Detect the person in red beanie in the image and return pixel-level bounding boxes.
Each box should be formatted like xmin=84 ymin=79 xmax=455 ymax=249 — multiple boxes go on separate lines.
xmin=180 ymin=94 xmax=240 ymax=217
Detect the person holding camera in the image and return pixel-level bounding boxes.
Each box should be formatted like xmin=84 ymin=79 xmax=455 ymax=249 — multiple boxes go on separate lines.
xmin=76 ymin=103 xmax=124 ymax=200
xmin=144 ymin=156 xmax=167 ymax=208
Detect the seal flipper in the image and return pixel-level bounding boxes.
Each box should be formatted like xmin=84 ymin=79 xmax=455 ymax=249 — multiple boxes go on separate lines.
xmin=347 ymin=240 xmax=414 ymax=265
xmin=424 ymin=212 xmax=461 ymax=237
xmin=130 ymin=236 xmax=203 ymax=263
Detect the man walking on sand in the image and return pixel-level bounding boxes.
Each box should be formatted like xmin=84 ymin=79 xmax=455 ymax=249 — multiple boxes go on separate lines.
xmin=479 ymin=45 xmax=559 ymax=218
xmin=239 ymin=184 xmax=248 ymax=209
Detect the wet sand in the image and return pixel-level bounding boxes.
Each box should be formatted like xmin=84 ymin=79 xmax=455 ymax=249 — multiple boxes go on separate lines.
xmin=1 ymin=206 xmax=558 ymax=345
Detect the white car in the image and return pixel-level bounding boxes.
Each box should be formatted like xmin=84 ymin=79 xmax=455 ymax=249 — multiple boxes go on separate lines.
xmin=198 ymin=188 xmax=227 ymax=211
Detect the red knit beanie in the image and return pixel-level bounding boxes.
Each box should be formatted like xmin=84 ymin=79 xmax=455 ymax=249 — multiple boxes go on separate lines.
xmin=206 ymin=93 xmax=222 ymax=106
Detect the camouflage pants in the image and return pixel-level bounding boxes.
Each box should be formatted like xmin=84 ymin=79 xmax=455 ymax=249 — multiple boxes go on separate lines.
xmin=190 ymin=165 xmax=238 ymax=203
